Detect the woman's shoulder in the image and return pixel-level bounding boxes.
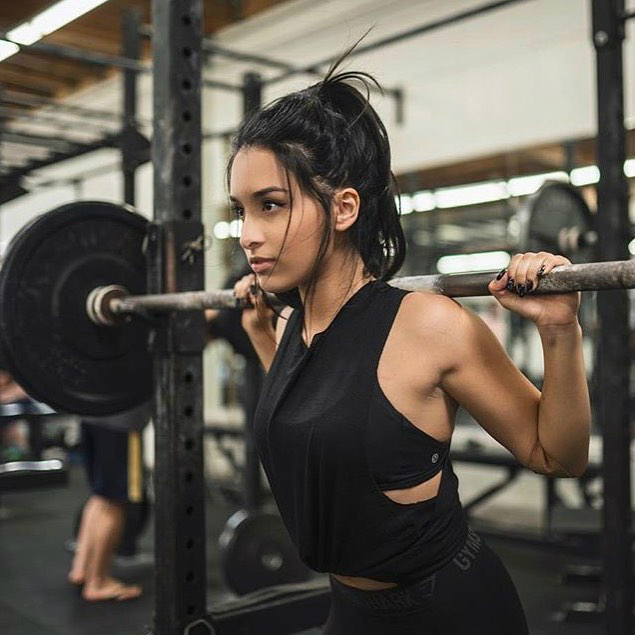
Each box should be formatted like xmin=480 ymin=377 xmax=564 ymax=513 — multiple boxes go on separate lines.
xmin=390 ymin=290 xmax=477 ymax=356
xmin=397 ymin=290 xmax=467 ymax=332
xmin=393 ymin=290 xmax=497 ymax=369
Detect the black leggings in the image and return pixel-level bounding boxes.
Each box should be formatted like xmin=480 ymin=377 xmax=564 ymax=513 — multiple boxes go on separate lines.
xmin=324 ymin=528 xmax=528 ymax=635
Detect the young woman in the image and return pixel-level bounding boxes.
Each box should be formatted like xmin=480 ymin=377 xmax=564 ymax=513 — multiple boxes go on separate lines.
xmin=228 ymin=65 xmax=590 ymax=634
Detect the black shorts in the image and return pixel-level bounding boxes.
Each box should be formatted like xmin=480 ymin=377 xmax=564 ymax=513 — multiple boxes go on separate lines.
xmin=81 ymin=421 xmax=144 ymax=504
xmin=324 ymin=527 xmax=528 ymax=635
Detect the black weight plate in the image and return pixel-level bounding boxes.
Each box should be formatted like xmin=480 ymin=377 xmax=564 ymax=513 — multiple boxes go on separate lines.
xmin=0 ymin=201 xmax=152 ymax=415
xmin=523 ymin=181 xmax=594 ymax=263
xmin=219 ymin=510 xmax=311 ymax=595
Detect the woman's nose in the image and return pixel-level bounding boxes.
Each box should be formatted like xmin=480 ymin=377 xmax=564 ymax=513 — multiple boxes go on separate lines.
xmin=239 ymin=216 xmax=264 ymax=251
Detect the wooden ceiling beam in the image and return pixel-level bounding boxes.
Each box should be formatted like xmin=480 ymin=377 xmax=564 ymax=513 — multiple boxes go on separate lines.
xmin=0 ymin=67 xmax=77 ymax=93
xmin=521 ymin=146 xmax=567 ymax=171
xmin=242 ymin=0 xmax=288 ymax=18
xmin=203 ymin=2 xmax=237 ymax=32
xmin=0 ymin=83 xmax=54 ymax=98
xmin=5 ymin=53 xmax=99 ymax=82
xmin=396 ymin=131 xmax=635 ymax=193
xmin=46 ymin=30 xmax=124 ymax=56
xmin=0 ymin=1 xmax=54 ymax=28
xmin=0 ymin=0 xmax=292 ymax=135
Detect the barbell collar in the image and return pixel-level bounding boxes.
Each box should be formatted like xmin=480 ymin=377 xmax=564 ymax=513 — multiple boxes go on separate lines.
xmin=89 ymin=259 xmax=635 ymax=325
xmin=86 ymin=285 xmax=131 ymax=326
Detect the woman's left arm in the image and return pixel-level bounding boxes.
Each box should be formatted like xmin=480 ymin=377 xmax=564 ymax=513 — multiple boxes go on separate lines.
xmin=491 ymin=252 xmax=590 ymax=477
xmin=530 ymin=321 xmax=588 ymax=476
xmin=435 ymin=251 xmax=590 ymax=478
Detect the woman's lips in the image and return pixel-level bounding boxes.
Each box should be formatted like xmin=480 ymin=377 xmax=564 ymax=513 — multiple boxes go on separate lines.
xmin=250 ymin=259 xmax=275 ymax=273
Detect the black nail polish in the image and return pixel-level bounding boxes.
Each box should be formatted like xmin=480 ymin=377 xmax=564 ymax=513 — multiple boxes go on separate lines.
xmin=249 ymin=284 xmax=258 ymax=295
xmin=506 ymin=278 xmax=515 ymax=291
xmin=537 ymin=265 xmax=546 ymax=277
xmin=517 ymin=284 xmax=525 ymax=295
xmin=496 ymin=269 xmax=506 ymax=280
xmin=526 ymin=281 xmax=534 ymax=292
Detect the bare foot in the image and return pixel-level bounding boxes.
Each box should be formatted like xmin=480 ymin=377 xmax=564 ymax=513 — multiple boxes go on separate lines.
xmin=68 ymin=570 xmax=84 ymax=586
xmin=82 ymin=577 xmax=142 ymax=602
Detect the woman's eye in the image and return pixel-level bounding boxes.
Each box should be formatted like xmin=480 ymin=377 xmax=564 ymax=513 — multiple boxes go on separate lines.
xmin=263 ymin=200 xmax=284 ymax=212
xmin=231 ymin=206 xmax=244 ymax=219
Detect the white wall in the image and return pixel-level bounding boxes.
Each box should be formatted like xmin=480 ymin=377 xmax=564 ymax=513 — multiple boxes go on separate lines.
xmin=208 ymin=0 xmax=635 ymax=170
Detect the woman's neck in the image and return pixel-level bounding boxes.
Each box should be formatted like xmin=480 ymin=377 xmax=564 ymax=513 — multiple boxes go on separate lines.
xmin=298 ymin=254 xmax=373 ymax=342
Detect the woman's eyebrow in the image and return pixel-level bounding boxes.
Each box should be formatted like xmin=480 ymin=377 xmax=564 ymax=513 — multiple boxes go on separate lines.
xmin=229 ymin=187 xmax=289 ymax=204
xmin=253 ymin=186 xmax=289 ymax=198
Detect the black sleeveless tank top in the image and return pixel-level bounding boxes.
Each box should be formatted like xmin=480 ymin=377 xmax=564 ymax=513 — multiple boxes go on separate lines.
xmin=253 ymin=280 xmax=468 ymax=584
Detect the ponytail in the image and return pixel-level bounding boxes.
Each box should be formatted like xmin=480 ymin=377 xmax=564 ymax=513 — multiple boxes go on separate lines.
xmin=227 ymin=44 xmax=406 ymax=301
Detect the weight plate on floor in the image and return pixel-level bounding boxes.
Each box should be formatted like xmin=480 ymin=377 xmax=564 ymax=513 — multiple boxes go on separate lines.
xmin=219 ymin=510 xmax=311 ymax=595
xmin=0 ymin=201 xmax=152 ymax=415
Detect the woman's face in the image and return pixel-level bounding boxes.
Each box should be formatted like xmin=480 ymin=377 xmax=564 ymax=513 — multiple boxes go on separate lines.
xmin=230 ymin=146 xmax=327 ymax=293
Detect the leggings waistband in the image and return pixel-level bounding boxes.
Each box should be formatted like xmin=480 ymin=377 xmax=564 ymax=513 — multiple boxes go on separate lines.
xmin=329 ymin=526 xmax=484 ymax=613
xmin=329 ymin=573 xmax=435 ymax=612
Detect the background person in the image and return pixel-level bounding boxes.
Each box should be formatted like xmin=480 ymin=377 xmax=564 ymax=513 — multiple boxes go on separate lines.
xmin=68 ymin=402 xmax=150 ymax=602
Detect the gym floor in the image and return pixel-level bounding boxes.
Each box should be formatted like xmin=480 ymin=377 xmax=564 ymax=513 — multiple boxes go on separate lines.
xmin=0 ymin=466 xmax=605 ymax=635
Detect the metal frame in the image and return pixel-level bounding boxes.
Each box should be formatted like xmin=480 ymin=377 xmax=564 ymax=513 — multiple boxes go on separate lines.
xmin=0 ymin=8 xmax=236 ymax=201
xmin=23 ymin=161 xmax=121 ymax=190
xmin=590 ymin=1 xmax=633 ymax=633
xmin=141 ymin=21 xmax=406 ymax=121
xmin=0 ymin=31 xmax=240 ymax=93
xmin=201 ymin=36 xmax=404 ymax=122
xmin=1 ymin=129 xmax=91 ymax=150
xmin=0 ymin=11 xmax=150 ymax=205
xmin=0 ymin=104 xmax=113 ymax=135
xmin=0 ymin=30 xmax=148 ymax=72
xmin=241 ymin=72 xmax=266 ymax=513
xmin=1 ymin=133 xmax=120 ymax=176
xmin=0 ymin=131 xmax=121 ymax=203
xmin=0 ymin=84 xmax=5 ymax=175
xmin=1 ymin=90 xmax=131 ymax=123
xmin=150 ymin=1 xmax=209 ymax=633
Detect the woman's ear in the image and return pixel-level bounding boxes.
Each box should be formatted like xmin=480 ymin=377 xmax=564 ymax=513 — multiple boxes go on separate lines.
xmin=333 ymin=188 xmax=360 ymax=232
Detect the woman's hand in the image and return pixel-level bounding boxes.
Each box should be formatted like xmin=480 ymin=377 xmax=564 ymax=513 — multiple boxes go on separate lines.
xmin=487 ymin=252 xmax=581 ymax=327
xmin=233 ymin=273 xmax=276 ymax=338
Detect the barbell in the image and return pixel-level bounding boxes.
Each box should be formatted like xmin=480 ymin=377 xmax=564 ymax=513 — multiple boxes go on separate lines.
xmin=0 ymin=184 xmax=630 ymax=416
xmin=84 ymin=258 xmax=633 ymax=322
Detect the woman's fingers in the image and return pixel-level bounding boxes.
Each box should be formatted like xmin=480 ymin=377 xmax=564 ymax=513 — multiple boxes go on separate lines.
xmin=234 ymin=273 xmax=276 ymax=336
xmin=233 ymin=274 xmax=257 ymax=307
xmin=505 ymin=252 xmax=572 ymax=295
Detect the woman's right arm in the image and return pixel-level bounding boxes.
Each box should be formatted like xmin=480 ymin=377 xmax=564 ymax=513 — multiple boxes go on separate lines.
xmin=233 ymin=274 xmax=291 ymax=372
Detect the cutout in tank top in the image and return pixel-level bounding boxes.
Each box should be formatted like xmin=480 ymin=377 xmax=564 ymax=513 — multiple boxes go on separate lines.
xmin=367 ymin=374 xmax=450 ymax=491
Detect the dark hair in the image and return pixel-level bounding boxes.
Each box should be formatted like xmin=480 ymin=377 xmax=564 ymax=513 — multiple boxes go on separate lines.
xmin=226 ymin=51 xmax=406 ymax=310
